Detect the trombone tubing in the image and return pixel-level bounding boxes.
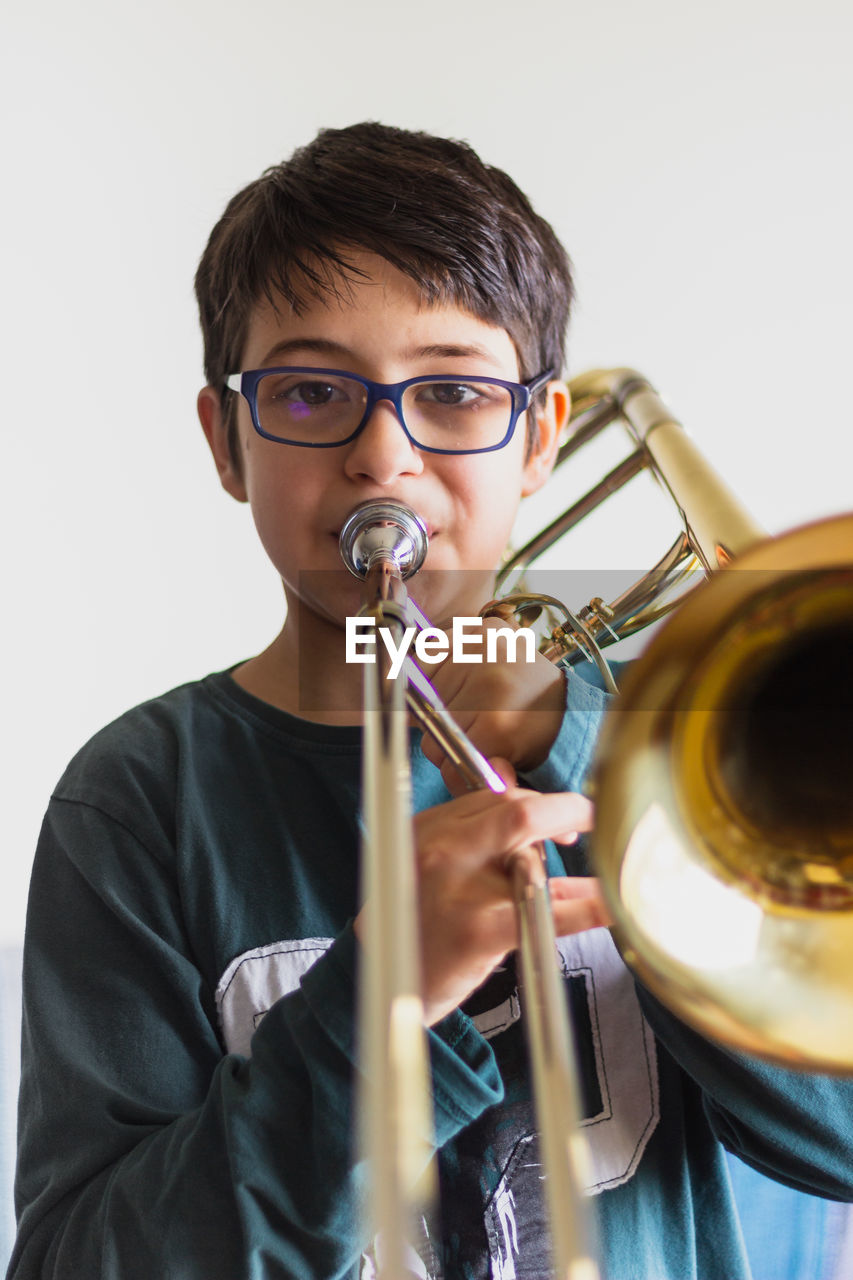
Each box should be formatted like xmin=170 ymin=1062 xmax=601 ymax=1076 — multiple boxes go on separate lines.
xmin=570 ymin=369 xmax=764 ymax=570
xmin=358 ymin=553 xmax=434 ymax=1279
xmin=360 ymin=551 xmax=598 ymax=1280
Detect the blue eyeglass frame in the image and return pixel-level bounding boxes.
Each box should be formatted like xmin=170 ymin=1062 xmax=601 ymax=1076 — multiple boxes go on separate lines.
xmin=224 ymin=366 xmax=554 ymax=454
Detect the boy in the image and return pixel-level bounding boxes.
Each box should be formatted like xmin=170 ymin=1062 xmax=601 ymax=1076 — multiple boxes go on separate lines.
xmin=10 ymin=123 xmax=853 ymax=1279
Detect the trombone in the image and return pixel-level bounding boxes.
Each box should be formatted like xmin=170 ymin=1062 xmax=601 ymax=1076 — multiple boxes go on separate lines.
xmin=340 ymin=500 xmax=597 ymax=1280
xmin=340 ymin=369 xmax=853 ymax=1277
xmin=502 ymin=369 xmax=853 ymax=1071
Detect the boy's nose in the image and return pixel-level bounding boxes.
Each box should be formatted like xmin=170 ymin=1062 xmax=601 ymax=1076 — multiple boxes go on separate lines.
xmin=343 ymin=400 xmax=424 ymax=485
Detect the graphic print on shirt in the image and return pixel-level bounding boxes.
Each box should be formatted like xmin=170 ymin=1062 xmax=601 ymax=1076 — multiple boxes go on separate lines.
xmin=215 ymin=927 xmax=659 ymax=1278
xmin=216 ymin=937 xmax=336 ymax=1058
xmin=555 ymin=927 xmax=660 ymax=1193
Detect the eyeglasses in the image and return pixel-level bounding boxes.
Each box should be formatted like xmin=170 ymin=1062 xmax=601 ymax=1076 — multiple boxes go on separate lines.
xmin=225 ymin=366 xmax=553 ymax=454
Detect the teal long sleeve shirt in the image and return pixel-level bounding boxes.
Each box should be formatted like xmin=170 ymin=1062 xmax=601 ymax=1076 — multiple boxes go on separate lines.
xmin=9 ymin=668 xmax=853 ymax=1279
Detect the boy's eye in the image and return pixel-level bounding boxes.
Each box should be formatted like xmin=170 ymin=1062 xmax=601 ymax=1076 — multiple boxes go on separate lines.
xmin=255 ymin=373 xmax=363 ymax=440
xmin=271 ymin=379 xmax=350 ymax=408
xmin=415 ymin=381 xmax=490 ymax=408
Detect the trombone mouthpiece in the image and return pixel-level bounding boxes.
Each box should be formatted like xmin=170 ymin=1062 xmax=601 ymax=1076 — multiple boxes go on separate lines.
xmin=339 ymin=501 xmax=428 ymax=580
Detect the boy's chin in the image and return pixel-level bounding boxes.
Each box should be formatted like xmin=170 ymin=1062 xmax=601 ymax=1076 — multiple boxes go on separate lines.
xmin=293 ymin=567 xmax=498 ymax=632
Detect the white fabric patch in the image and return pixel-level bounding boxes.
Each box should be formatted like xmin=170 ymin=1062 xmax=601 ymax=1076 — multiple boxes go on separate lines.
xmin=471 ymin=992 xmax=521 ymax=1041
xmin=214 ymin=928 xmax=659 ymax=1198
xmin=215 ymin=937 xmax=333 ymax=1058
xmin=555 ymin=927 xmax=660 ymax=1194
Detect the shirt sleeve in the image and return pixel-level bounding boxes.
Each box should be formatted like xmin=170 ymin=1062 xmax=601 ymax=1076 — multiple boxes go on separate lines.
xmin=522 ymin=667 xmax=613 ymax=796
xmin=10 ymin=796 xmax=503 ymax=1280
xmin=637 ymin=987 xmax=853 ymax=1201
xmin=523 ymin=664 xmax=853 ymax=1204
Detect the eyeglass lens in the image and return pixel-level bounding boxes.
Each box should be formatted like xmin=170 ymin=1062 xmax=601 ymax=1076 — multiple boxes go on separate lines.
xmin=254 ymin=372 xmax=515 ymax=450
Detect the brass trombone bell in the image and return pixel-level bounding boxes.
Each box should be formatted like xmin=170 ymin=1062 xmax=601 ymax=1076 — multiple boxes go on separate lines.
xmin=493 ymin=367 xmax=853 ymax=1071
xmin=591 ymin=513 xmax=853 ymax=1071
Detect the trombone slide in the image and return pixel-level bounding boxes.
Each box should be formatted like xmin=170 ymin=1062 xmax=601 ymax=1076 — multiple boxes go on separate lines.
xmin=343 ymin=501 xmax=600 ymax=1279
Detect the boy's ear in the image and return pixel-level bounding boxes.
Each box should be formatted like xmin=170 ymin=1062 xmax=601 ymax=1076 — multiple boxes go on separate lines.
xmin=198 ymin=386 xmax=248 ymax=503
xmin=521 ymin=380 xmax=570 ymax=497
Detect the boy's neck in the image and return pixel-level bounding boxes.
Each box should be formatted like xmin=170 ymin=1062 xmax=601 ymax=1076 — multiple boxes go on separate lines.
xmin=231 ymin=607 xmax=365 ymax=726
xmin=231 ymin=570 xmax=502 ymax=725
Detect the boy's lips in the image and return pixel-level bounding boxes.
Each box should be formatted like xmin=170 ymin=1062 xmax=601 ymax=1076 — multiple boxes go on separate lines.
xmin=330 ymin=524 xmax=437 ymax=539
xmin=329 ymin=512 xmax=437 ymax=541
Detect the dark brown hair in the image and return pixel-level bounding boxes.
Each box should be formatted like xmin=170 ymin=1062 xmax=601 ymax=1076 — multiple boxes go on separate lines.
xmin=195 ymin=122 xmax=574 ymax=459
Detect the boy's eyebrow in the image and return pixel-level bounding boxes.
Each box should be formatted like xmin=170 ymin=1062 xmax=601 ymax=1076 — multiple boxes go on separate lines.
xmin=257 ymin=338 xmax=505 ymax=368
xmin=259 ymin=338 xmax=351 ymax=365
xmin=405 ymin=342 xmax=504 ymax=366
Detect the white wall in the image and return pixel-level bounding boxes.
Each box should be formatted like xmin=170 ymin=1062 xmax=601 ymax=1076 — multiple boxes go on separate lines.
xmin=2 ymin=0 xmax=851 ymax=943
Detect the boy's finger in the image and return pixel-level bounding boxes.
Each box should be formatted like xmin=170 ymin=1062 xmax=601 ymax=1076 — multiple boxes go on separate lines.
xmin=436 ymin=753 xmax=517 ymax=798
xmin=417 ymin=789 xmax=595 ymax=869
xmin=480 ymin=756 xmax=517 ymax=790
xmin=549 ymin=877 xmax=613 ymax=933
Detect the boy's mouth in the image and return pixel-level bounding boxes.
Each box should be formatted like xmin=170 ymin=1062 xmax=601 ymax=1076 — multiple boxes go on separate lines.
xmin=331 ymin=525 xmax=437 ymax=540
xmin=330 ymin=514 xmax=437 ymax=541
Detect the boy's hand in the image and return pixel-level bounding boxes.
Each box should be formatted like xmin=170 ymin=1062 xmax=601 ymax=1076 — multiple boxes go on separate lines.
xmin=418 ymin=616 xmax=566 ymax=790
xmin=354 ymin=777 xmax=609 ymax=1026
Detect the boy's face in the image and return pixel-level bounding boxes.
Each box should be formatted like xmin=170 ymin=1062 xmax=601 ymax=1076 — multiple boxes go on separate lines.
xmin=199 ymin=253 xmax=567 ymax=630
